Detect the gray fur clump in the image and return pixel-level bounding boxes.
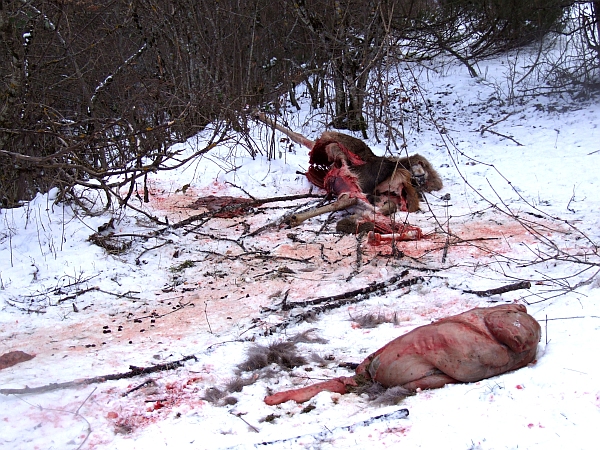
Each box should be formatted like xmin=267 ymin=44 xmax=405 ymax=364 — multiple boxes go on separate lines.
xmin=237 ymin=341 xmax=307 ymax=371
xmin=353 ymin=382 xmax=413 ymax=405
xmin=201 ymin=387 xmax=238 ymax=406
xmin=288 ymin=329 xmax=328 ymax=344
xmin=205 ymin=331 xmax=328 ymax=407
xmin=350 ymin=312 xmax=399 ymax=328
xmin=225 ymin=376 xmax=257 ymax=393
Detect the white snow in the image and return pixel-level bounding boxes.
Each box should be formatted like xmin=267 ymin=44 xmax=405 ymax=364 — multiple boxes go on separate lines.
xmin=1 ymin=51 xmax=599 ymax=450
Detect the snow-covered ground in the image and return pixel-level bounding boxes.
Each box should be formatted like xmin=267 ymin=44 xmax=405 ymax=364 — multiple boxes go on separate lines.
xmin=1 ymin=52 xmax=599 ymax=450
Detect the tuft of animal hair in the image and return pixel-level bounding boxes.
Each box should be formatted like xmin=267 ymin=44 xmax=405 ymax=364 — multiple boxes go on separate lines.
xmin=225 ymin=376 xmax=256 ymax=393
xmin=201 ymin=375 xmax=256 ymax=407
xmin=202 ymin=387 xmax=239 ymax=406
xmin=237 ymin=346 xmax=269 ymax=371
xmin=352 ymin=381 xmax=414 ymax=405
xmin=372 ymin=386 xmax=414 ymax=405
xmin=350 ymin=311 xmax=399 ymax=328
xmin=221 ymin=396 xmax=238 ymax=405
xmin=309 ymin=352 xmax=334 ymax=367
xmin=289 ymin=329 xmax=328 ymax=344
xmin=202 ymin=387 xmax=227 ymax=404
xmin=237 ymin=341 xmax=307 ymax=372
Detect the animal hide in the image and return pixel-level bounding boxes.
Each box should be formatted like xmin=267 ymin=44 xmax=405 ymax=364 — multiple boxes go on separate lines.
xmin=264 ymin=304 xmax=540 ymax=405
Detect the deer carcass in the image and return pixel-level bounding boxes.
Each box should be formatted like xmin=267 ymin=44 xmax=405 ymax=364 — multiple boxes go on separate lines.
xmin=264 ymin=304 xmax=540 ymax=405
xmin=255 ymin=113 xmax=443 ymax=239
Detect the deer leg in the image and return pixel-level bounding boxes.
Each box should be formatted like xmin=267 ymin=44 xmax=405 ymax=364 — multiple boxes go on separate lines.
xmin=289 ymin=195 xmax=358 ymax=227
xmin=367 ymin=228 xmax=423 ymax=244
xmin=264 ymin=376 xmax=357 ymax=405
xmin=253 ymin=112 xmax=315 ymax=149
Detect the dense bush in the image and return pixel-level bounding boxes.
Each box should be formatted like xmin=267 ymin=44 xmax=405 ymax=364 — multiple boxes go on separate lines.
xmin=0 ymin=1 xmax=596 ymax=207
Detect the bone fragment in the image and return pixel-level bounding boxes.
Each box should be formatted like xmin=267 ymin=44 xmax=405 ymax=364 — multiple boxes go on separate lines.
xmin=368 ymin=229 xmax=422 ymax=244
xmin=289 ymin=195 xmax=358 ymax=227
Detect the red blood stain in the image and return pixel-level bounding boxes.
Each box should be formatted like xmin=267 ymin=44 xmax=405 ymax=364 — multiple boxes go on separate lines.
xmin=107 ymin=376 xmax=208 ymax=434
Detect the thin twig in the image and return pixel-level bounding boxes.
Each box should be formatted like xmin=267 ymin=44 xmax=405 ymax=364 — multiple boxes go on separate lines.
xmin=230 ymin=411 xmax=260 ymax=433
xmin=204 ymin=300 xmax=213 ymax=334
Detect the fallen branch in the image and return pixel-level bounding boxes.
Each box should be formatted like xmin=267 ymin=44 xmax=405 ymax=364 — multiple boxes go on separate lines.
xmin=0 ymin=355 xmax=196 ymax=395
xmin=281 ymin=271 xmax=414 ymax=310
xmin=463 ymin=280 xmax=531 ymax=297
xmin=56 ymin=287 xmax=140 ymax=304
xmin=172 ymin=193 xmax=323 ymax=229
xmin=121 ymin=379 xmax=155 ymax=397
xmin=259 ymin=273 xmax=425 ymax=334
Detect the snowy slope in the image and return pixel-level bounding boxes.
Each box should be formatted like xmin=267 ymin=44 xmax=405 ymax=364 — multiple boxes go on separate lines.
xmin=1 ymin=54 xmax=599 ymax=450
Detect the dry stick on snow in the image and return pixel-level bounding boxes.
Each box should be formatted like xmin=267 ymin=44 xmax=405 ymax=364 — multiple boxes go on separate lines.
xmin=346 ymin=232 xmax=365 ymax=282
xmin=121 ymin=379 xmax=155 ymax=397
xmin=189 ymin=231 xmax=247 ymax=251
xmin=478 ymin=113 xmax=524 ymax=146
xmin=260 ymin=274 xmax=425 ymax=334
xmin=130 ymin=299 xmax=194 ymax=321
xmin=135 ymin=239 xmax=173 ymax=264
xmin=280 ymin=271 xmax=414 ymax=310
xmin=462 ymin=280 xmax=532 ymax=297
xmin=0 ymin=355 xmax=197 ymax=395
xmin=55 ymin=286 xmax=100 ymax=303
xmin=56 ymin=287 xmax=140 ymax=304
xmin=230 ymin=411 xmax=260 ymax=433
xmin=225 ymin=181 xmax=257 ymax=200
xmin=204 ymin=300 xmax=213 ymax=334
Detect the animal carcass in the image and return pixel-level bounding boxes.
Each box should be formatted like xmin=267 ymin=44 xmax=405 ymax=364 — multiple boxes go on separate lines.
xmin=264 ymin=304 xmax=540 ymax=405
xmin=254 ymin=113 xmax=443 ymax=239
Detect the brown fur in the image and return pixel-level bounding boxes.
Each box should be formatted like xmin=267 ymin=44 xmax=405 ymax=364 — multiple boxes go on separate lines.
xmin=310 ymin=136 xmax=420 ymax=213
xmin=396 ymin=153 xmax=444 ymax=194
xmin=310 ymin=131 xmax=442 ymax=199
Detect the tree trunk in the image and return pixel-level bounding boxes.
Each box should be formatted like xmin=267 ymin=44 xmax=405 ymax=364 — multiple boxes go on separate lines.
xmin=594 ymin=2 xmax=600 ymax=61
xmin=332 ymin=64 xmax=348 ymax=129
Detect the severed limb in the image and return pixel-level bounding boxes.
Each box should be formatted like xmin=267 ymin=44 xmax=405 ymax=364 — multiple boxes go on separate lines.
xmin=265 ymin=376 xmax=356 ymax=405
xmin=289 ymin=195 xmax=358 ymax=227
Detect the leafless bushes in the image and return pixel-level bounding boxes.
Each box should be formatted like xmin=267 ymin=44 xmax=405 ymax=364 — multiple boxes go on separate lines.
xmin=1 ymin=1 xmax=597 ymax=209
xmin=0 ymin=0 xmax=290 ymax=209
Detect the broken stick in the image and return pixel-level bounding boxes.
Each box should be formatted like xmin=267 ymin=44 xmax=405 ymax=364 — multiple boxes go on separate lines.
xmin=463 ymin=281 xmax=531 ymax=298
xmin=0 ymin=355 xmax=197 ymax=395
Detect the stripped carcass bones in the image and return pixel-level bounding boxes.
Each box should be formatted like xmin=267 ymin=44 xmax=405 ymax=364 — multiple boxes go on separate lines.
xmin=264 ymin=304 xmax=540 ymax=405
xmin=254 ymin=113 xmax=443 ymax=239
